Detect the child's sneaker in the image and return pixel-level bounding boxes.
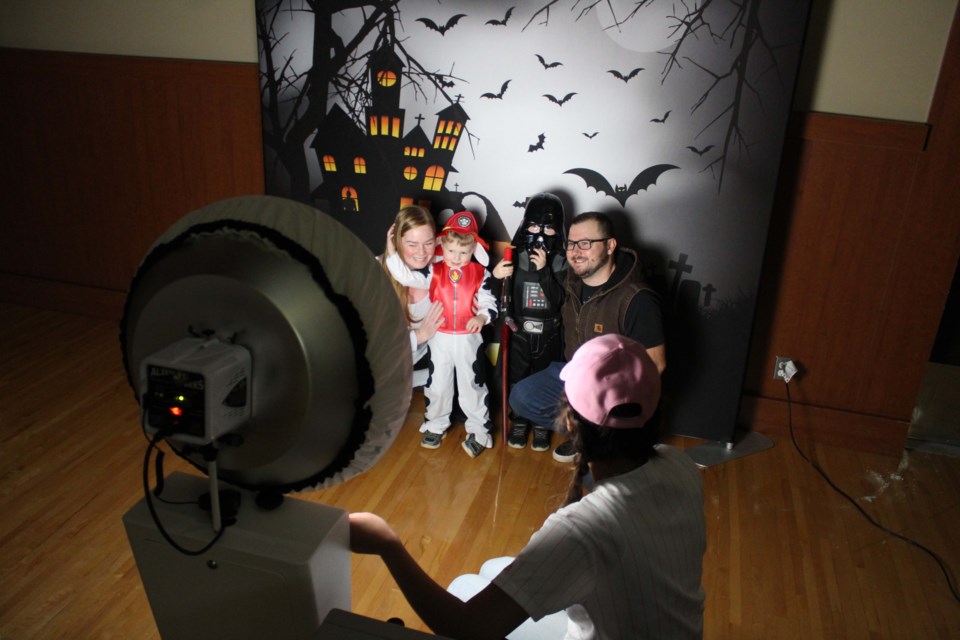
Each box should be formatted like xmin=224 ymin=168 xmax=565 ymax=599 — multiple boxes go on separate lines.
xmin=531 ymin=427 xmax=551 ymax=452
xmin=552 ymin=439 xmax=576 ymax=462
xmin=420 ymin=431 xmax=444 ymax=449
xmin=462 ymin=434 xmax=486 ymax=458
xmin=507 ymin=423 xmax=529 ymax=449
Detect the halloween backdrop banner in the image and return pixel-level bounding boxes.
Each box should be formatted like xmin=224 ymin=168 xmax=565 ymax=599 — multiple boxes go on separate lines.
xmin=256 ymin=0 xmax=811 ymax=443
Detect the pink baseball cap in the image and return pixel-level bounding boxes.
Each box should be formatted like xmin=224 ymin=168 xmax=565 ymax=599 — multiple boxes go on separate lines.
xmin=559 ymin=334 xmax=661 ymax=429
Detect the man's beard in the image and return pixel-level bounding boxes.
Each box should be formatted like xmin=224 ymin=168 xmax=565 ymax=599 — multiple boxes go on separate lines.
xmin=571 ymin=250 xmax=612 ymax=281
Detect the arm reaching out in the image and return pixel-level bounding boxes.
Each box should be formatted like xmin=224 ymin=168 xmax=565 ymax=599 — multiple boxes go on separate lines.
xmin=349 ymin=513 xmax=528 ymax=639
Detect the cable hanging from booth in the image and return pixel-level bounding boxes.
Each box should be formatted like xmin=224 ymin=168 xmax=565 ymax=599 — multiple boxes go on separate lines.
xmin=141 ymin=429 xmax=228 ymax=556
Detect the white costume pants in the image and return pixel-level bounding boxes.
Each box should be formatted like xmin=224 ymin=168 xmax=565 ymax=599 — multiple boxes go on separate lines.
xmin=422 ymin=331 xmax=492 ymax=447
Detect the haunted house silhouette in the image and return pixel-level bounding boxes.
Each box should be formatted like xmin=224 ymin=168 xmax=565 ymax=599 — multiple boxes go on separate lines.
xmin=311 ymin=45 xmax=469 ymax=249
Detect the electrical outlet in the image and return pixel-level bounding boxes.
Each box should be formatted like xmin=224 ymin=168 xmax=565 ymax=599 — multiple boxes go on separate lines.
xmin=773 ymin=356 xmax=792 ymax=380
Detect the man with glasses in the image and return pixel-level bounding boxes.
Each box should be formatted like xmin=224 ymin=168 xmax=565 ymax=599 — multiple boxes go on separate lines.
xmin=509 ymin=211 xmax=666 ymax=461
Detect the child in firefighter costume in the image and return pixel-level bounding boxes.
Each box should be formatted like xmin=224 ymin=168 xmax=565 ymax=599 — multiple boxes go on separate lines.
xmin=491 ymin=193 xmax=567 ymax=451
xmin=384 ymin=211 xmax=499 ymax=458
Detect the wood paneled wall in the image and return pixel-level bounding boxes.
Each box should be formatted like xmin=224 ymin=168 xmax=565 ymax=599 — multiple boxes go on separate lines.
xmin=0 ymin=48 xmax=264 ymax=317
xmin=2 ymin=27 xmax=959 ymax=454
xmin=742 ymin=8 xmax=960 ymax=453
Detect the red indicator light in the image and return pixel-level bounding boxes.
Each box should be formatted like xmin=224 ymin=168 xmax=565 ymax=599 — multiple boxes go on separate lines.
xmin=169 ymin=406 xmax=183 ymax=417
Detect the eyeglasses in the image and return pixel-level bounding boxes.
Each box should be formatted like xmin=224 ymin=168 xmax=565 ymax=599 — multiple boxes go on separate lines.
xmin=564 ymin=238 xmax=610 ymax=251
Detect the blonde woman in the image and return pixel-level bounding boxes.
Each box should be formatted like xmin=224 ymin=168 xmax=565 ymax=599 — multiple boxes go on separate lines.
xmin=380 ymin=206 xmax=444 ymax=388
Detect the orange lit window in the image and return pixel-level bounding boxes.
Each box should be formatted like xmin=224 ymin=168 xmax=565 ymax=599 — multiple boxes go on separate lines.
xmin=375 ymin=115 xmax=401 ymax=138
xmin=435 ymin=135 xmax=457 ymax=150
xmin=341 ymin=187 xmax=359 ymax=212
xmin=403 ymin=166 xmax=418 ymax=180
xmin=377 ymin=70 xmax=397 ymax=87
xmin=322 ymin=155 xmax=337 ymax=171
xmin=423 ymin=166 xmax=445 ymax=191
xmin=353 ymin=157 xmax=367 ymax=174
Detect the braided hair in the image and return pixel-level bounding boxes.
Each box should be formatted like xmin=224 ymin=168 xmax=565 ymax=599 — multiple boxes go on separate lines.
xmin=556 ymin=395 xmax=661 ymax=505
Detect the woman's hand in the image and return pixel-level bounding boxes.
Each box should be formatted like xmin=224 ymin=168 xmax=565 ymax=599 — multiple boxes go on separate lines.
xmin=385 ymin=224 xmax=397 ymax=257
xmin=492 ymin=258 xmax=514 ymax=279
xmin=414 ymin=301 xmax=444 ymax=344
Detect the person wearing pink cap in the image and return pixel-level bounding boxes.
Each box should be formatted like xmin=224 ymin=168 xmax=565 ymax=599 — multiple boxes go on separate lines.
xmin=384 ymin=210 xmax=498 ymax=458
xmin=349 ymin=334 xmax=706 ymax=639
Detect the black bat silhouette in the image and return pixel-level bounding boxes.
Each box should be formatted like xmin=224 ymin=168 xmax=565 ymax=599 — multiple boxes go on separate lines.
xmin=544 ymin=92 xmax=576 ymax=106
xmin=513 ymin=200 xmax=525 ymax=208
xmin=651 ymin=110 xmax=671 ymax=123
xmin=429 ymin=72 xmax=455 ymax=88
xmin=486 ymin=7 xmax=514 ymax=26
xmin=686 ymin=144 xmax=714 ymax=156
xmin=481 ymin=79 xmax=511 ymax=99
xmin=608 ymin=67 xmax=644 ymax=82
xmin=528 ymin=133 xmax=546 ymax=152
xmin=583 ymin=131 xmax=599 ymax=139
xmin=564 ymin=165 xmax=679 ymax=206
xmin=417 ymin=14 xmax=466 ymax=35
xmin=535 ymin=54 xmax=563 ymax=69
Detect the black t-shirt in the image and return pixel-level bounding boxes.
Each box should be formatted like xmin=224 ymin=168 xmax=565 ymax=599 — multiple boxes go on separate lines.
xmin=580 ymin=284 xmax=664 ymax=348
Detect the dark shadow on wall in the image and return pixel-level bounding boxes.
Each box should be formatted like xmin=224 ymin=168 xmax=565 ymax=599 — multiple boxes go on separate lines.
xmin=740 ymin=0 xmax=833 ymax=396
xmin=930 ymin=259 xmax=960 ymax=366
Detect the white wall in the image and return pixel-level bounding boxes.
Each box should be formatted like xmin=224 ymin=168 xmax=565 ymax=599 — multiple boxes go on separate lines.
xmin=0 ymin=0 xmax=956 ymax=123
xmin=794 ymin=0 xmax=957 ymax=121
xmin=0 ymin=0 xmax=257 ymax=65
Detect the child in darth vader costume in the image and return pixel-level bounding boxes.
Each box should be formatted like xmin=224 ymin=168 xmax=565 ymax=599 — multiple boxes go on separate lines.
xmin=492 ymin=193 xmax=567 ymax=451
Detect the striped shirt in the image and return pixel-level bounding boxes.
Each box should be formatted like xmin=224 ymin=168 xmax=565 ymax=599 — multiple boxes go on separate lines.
xmin=493 ymin=445 xmax=706 ymax=639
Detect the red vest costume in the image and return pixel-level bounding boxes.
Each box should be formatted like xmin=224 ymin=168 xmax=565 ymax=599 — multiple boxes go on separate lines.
xmin=430 ymin=261 xmax=485 ymax=334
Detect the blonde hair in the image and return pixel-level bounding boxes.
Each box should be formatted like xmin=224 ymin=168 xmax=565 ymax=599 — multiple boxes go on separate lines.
xmin=379 ymin=205 xmax=436 ymax=323
xmin=441 ymin=230 xmax=476 ymax=247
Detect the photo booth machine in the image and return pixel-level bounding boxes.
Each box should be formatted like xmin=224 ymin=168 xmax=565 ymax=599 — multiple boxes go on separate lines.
xmin=120 ymin=196 xmax=420 ymax=638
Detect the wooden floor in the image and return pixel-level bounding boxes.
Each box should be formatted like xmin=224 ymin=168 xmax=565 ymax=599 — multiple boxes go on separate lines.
xmin=1 ymin=302 xmax=959 ymax=638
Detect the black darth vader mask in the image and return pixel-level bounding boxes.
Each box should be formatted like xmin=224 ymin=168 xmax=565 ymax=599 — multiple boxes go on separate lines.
xmin=513 ymin=193 xmax=565 ymax=255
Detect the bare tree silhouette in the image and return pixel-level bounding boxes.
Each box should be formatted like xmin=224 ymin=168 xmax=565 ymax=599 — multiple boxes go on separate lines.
xmin=257 ymin=0 xmax=466 ymax=203
xmin=528 ymin=0 xmax=803 ymax=191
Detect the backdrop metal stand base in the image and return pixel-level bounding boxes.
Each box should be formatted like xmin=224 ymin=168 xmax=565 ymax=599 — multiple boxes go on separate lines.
xmin=684 ymin=429 xmax=774 ymax=468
